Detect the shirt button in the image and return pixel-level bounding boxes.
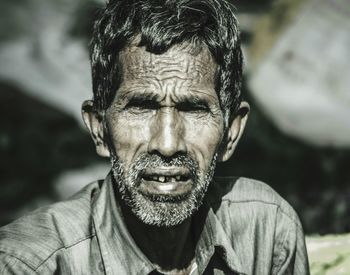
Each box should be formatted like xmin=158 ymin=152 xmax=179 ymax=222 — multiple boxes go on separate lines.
xmin=98 ymin=261 xmax=104 ymax=272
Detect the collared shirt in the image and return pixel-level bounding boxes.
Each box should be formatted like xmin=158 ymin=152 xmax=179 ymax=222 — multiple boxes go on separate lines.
xmin=0 ymin=175 xmax=309 ymax=274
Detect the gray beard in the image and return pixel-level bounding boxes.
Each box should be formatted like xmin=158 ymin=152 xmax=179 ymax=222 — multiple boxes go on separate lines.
xmin=110 ymin=153 xmax=217 ymax=227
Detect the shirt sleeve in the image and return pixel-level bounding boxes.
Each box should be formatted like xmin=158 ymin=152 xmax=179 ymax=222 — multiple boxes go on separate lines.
xmin=0 ymin=252 xmax=37 ymax=275
xmin=272 ymin=208 xmax=310 ymax=275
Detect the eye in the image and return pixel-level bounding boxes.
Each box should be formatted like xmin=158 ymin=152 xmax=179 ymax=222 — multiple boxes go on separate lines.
xmin=176 ymin=102 xmax=210 ymax=113
xmin=125 ymin=99 xmax=159 ymax=111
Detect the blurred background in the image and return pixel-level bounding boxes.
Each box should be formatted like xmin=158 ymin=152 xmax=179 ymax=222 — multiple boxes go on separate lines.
xmin=1 ymin=0 xmax=349 ymax=272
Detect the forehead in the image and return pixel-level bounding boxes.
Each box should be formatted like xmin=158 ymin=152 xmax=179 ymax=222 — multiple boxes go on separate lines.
xmin=118 ymin=43 xmax=217 ymax=91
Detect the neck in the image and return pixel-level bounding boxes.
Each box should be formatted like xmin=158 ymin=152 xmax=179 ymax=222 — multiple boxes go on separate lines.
xmin=119 ymin=200 xmax=196 ymax=273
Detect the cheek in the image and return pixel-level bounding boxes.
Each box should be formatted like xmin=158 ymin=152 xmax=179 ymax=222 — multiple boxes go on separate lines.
xmin=183 ymin=117 xmax=223 ymax=168
xmin=108 ymin=115 xmax=151 ymax=165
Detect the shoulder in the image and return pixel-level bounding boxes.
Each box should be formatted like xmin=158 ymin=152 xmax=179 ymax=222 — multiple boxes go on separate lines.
xmin=207 ymin=178 xmax=309 ymax=272
xmin=0 ymin=180 xmax=101 ymax=271
xmin=208 ymin=177 xmax=301 ymax=227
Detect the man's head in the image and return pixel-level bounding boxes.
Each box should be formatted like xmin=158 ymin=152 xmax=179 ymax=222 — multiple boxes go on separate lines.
xmin=83 ymin=0 xmax=249 ymax=227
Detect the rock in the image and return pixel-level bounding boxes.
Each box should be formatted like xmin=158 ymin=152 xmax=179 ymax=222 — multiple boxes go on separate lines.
xmin=307 ymin=233 xmax=350 ymax=274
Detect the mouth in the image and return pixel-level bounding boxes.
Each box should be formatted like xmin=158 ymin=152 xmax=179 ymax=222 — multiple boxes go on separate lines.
xmin=138 ymin=167 xmax=193 ymax=197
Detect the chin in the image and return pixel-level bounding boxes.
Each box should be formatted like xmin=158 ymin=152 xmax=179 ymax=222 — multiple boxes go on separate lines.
xmin=124 ymin=187 xmax=206 ymax=227
xmin=110 ymin=152 xmax=217 ymax=227
xmin=114 ymin=175 xmax=212 ymax=227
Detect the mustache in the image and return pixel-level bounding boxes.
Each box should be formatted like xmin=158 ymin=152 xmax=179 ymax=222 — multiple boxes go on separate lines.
xmin=131 ymin=153 xmax=199 ymax=177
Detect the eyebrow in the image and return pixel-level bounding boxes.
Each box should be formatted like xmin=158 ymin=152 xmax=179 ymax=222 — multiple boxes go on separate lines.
xmin=118 ymin=91 xmax=160 ymax=104
xmin=174 ymin=92 xmax=213 ymax=108
xmin=117 ymin=89 xmax=214 ymax=108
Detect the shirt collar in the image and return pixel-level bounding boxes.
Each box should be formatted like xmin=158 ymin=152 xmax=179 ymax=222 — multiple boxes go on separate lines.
xmin=194 ymin=199 xmax=247 ymax=275
xmin=92 ymin=173 xmax=247 ymax=275
xmin=92 ymin=173 xmax=154 ymax=275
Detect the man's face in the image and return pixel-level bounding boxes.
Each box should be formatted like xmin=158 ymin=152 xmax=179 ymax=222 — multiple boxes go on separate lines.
xmin=105 ymin=43 xmax=225 ymax=226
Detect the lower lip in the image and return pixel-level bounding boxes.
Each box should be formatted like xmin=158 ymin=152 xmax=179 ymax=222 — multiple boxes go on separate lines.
xmin=138 ymin=179 xmax=193 ymax=196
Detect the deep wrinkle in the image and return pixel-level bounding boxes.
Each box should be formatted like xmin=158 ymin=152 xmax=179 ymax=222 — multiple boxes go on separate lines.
xmin=115 ymin=90 xmax=220 ymax=118
xmin=103 ymin=43 xmax=226 ymax=273
xmin=105 ymin=43 xmax=224 ymax=168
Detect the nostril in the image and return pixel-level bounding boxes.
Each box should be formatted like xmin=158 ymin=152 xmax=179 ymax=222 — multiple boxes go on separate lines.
xmin=148 ymin=134 xmax=187 ymax=157
xmin=148 ymin=110 xmax=187 ymax=157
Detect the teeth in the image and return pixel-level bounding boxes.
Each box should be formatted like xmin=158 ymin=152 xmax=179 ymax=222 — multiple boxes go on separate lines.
xmin=145 ymin=175 xmax=187 ymax=183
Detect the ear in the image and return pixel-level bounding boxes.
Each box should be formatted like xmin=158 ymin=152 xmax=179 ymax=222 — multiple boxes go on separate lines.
xmin=219 ymin=101 xmax=250 ymax=162
xmin=81 ymin=100 xmax=110 ymax=158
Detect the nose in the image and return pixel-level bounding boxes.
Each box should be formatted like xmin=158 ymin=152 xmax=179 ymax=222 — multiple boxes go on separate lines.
xmin=148 ymin=107 xmax=187 ymax=157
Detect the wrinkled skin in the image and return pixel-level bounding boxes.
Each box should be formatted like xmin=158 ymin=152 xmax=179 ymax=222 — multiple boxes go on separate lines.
xmin=106 ymin=43 xmax=224 ymax=226
xmin=82 ymin=42 xmax=249 ymax=274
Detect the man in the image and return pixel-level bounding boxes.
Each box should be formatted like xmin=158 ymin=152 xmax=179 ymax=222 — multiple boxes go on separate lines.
xmin=0 ymin=0 xmax=309 ymax=274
